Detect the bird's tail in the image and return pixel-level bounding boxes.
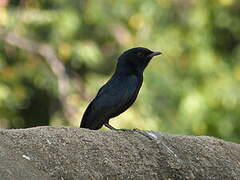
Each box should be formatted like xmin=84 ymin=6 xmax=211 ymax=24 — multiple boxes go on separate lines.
xmin=80 ymin=105 xmax=104 ymax=130
xmin=80 ymin=116 xmax=103 ymax=130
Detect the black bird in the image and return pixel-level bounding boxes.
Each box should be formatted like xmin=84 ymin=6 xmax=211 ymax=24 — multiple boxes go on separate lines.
xmin=80 ymin=47 xmax=161 ymax=130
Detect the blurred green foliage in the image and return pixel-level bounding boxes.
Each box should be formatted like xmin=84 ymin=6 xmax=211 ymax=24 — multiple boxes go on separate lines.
xmin=0 ymin=0 xmax=239 ymax=142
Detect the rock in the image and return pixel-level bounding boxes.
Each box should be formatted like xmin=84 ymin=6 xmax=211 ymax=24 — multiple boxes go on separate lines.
xmin=0 ymin=126 xmax=239 ymax=180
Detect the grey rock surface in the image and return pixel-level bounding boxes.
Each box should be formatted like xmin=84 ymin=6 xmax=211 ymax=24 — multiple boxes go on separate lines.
xmin=0 ymin=126 xmax=239 ymax=180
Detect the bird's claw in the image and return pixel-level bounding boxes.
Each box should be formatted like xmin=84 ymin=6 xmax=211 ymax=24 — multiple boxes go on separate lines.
xmin=132 ymin=128 xmax=139 ymax=131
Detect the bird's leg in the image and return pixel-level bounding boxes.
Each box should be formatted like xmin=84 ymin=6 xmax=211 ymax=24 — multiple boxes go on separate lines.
xmin=104 ymin=123 xmax=118 ymax=130
xmin=104 ymin=123 xmax=130 ymax=131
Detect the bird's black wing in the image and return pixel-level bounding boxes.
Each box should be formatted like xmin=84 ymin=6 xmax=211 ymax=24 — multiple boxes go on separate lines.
xmin=80 ymin=74 xmax=142 ymax=129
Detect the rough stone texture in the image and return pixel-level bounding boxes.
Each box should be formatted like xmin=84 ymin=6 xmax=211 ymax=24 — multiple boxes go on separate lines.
xmin=0 ymin=126 xmax=239 ymax=180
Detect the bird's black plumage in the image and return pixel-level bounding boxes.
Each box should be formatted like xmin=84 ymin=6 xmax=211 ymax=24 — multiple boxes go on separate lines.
xmin=80 ymin=47 xmax=161 ymax=130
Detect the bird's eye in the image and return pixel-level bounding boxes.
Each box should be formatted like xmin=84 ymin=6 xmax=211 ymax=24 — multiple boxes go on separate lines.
xmin=137 ymin=52 xmax=144 ymax=58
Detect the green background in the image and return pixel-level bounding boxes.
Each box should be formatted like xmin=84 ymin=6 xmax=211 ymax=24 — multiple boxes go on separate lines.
xmin=0 ymin=0 xmax=239 ymax=142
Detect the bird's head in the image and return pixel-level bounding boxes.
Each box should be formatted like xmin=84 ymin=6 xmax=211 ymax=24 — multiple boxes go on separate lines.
xmin=116 ymin=47 xmax=162 ymax=75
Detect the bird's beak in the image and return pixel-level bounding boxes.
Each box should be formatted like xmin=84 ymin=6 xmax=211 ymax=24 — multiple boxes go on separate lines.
xmin=148 ymin=51 xmax=162 ymax=58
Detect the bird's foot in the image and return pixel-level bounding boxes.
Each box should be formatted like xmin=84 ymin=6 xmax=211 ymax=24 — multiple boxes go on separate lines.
xmin=104 ymin=123 xmax=118 ymax=130
xmin=132 ymin=128 xmax=140 ymax=131
xmin=117 ymin=128 xmax=132 ymax=132
xmin=104 ymin=123 xmax=133 ymax=132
